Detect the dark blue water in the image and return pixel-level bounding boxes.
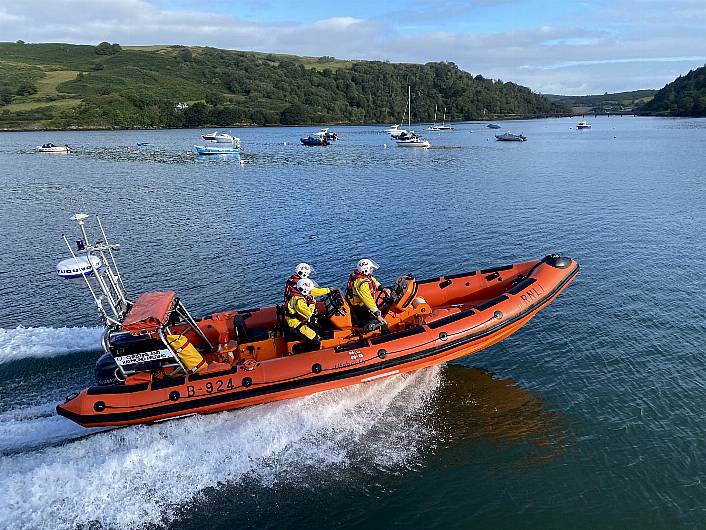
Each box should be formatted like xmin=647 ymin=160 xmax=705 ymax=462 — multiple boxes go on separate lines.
xmin=0 ymin=118 xmax=704 ymax=529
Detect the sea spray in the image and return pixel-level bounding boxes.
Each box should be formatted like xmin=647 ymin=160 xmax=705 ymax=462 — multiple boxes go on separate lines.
xmin=0 ymin=367 xmax=442 ymax=530
xmin=0 ymin=326 xmax=103 ymax=364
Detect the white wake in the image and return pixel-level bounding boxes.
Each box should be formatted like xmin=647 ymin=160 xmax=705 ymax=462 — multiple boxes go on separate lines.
xmin=0 ymin=367 xmax=442 ymax=530
xmin=0 ymin=326 xmax=103 ymax=364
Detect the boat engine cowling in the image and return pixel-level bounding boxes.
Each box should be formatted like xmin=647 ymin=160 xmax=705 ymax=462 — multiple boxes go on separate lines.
xmin=103 ymin=330 xmax=174 ymax=376
xmin=95 ymin=353 xmax=124 ymax=386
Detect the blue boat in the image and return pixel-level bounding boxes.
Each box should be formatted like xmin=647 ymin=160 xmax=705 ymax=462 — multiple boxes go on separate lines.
xmin=194 ymin=145 xmax=241 ymax=155
xmin=136 ymin=142 xmax=150 ymax=147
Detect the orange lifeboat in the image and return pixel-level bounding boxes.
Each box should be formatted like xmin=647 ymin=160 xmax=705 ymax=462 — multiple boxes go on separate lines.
xmin=57 ymin=254 xmax=578 ymax=427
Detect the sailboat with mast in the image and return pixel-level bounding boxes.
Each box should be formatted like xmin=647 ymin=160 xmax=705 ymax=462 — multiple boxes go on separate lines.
xmin=385 ymin=100 xmax=408 ymax=138
xmin=396 ymin=86 xmax=431 ymax=148
xmin=428 ymin=105 xmax=453 ymax=131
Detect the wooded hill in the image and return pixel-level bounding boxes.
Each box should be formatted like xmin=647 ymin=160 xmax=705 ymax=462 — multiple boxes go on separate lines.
xmin=0 ymin=42 xmax=567 ymax=129
xmin=544 ymin=90 xmax=656 ymax=115
xmin=638 ymin=64 xmax=706 ymax=116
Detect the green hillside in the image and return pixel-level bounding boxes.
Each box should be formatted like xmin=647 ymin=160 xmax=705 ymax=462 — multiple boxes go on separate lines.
xmin=544 ymin=90 xmax=656 ymax=114
xmin=638 ymin=64 xmax=706 ymax=116
xmin=0 ymin=41 xmax=568 ymax=129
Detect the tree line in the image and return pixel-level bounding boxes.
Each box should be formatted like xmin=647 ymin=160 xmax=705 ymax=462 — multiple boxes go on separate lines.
xmin=1 ymin=43 xmax=568 ymax=129
xmin=638 ymin=64 xmax=706 ymax=116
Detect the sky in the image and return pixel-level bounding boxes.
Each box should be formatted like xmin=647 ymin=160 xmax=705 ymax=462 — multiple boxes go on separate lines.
xmin=1 ymin=0 xmax=705 ymax=95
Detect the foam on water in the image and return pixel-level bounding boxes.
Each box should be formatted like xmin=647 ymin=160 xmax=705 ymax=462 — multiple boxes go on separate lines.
xmin=0 ymin=367 xmax=441 ymax=530
xmin=0 ymin=403 xmax=111 ymax=455
xmin=0 ymin=326 xmax=103 ymax=364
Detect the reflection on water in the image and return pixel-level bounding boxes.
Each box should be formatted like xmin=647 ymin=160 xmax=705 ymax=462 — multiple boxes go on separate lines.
xmin=432 ymin=365 xmax=562 ymax=454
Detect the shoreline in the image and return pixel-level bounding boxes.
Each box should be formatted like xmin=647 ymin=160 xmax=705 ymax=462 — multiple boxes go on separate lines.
xmin=0 ymin=113 xmax=664 ymax=133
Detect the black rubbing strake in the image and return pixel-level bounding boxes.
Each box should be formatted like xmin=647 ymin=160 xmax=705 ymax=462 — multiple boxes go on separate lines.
xmin=335 ymin=339 xmax=369 ymax=352
xmin=480 ymin=264 xmax=513 ymax=274
xmin=369 ymin=325 xmax=426 ymax=345
xmin=475 ymin=295 xmax=509 ymax=311
xmin=189 ymin=367 xmax=237 ymax=381
xmin=507 ymin=277 xmax=537 ymax=295
xmin=151 ymin=377 xmax=185 ymax=390
xmin=417 ymin=277 xmax=441 ymax=285
xmin=445 ymin=271 xmax=477 ymax=280
xmin=427 ymin=308 xmax=476 ymax=329
xmin=87 ymin=383 xmax=149 ymax=395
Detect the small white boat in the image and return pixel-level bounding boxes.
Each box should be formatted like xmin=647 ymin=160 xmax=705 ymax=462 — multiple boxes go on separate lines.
xmin=386 ymin=124 xmax=409 ymax=138
xmin=428 ymin=124 xmax=453 ymax=131
xmin=396 ymin=86 xmax=431 ymax=148
xmin=37 ymin=143 xmax=70 ymax=153
xmin=495 ymin=132 xmax=527 ymax=142
xmin=319 ymin=128 xmax=338 ymax=141
xmin=201 ymin=131 xmax=236 ymax=143
xmin=301 ymin=130 xmax=330 ymax=146
xmin=397 ymin=137 xmax=431 ymax=148
xmin=396 ymin=131 xmax=430 ymax=148
xmin=388 ymin=125 xmax=409 ymax=139
xmin=576 ymin=121 xmax=592 ymax=129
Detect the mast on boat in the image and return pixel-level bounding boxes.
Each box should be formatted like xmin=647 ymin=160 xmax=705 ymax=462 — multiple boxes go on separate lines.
xmin=408 ymin=85 xmax=411 ymax=129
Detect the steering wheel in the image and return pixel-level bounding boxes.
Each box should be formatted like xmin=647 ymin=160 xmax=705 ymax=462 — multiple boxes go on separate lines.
xmin=321 ymin=289 xmax=347 ymax=318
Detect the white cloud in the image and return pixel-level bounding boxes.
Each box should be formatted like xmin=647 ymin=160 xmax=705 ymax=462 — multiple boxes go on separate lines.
xmin=2 ymin=0 xmax=705 ymax=94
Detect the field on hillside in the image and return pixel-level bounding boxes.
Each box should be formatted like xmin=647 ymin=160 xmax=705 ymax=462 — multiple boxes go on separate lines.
xmin=0 ymin=41 xmax=568 ymax=129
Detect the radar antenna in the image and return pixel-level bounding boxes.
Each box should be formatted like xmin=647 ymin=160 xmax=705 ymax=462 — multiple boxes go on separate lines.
xmin=59 ymin=214 xmax=130 ymax=325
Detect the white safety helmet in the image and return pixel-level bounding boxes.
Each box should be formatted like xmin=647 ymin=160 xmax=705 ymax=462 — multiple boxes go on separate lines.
xmin=295 ymin=262 xmax=312 ymax=278
xmin=296 ymin=278 xmax=315 ymax=296
xmin=356 ymin=258 xmax=379 ymax=275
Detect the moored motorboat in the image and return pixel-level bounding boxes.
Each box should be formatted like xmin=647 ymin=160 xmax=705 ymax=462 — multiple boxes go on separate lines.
xmin=300 ymin=131 xmax=329 ymax=146
xmin=55 ymin=215 xmax=579 ymax=428
xmin=320 ymin=128 xmax=338 ymax=141
xmin=576 ymin=121 xmax=592 ymax=129
xmin=202 ymin=131 xmax=236 ymax=143
xmin=387 ymin=124 xmax=408 ymax=139
xmin=37 ymin=143 xmax=70 ymax=153
xmin=385 ymin=124 xmax=404 ymax=135
xmin=396 ymin=131 xmax=431 ymax=148
xmin=486 ymin=124 xmax=502 ymax=129
xmin=495 ymin=132 xmax=527 ymax=142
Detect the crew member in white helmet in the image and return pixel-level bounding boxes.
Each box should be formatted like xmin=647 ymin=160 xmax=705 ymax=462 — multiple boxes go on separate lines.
xmin=285 ymin=278 xmax=330 ymax=353
xmin=345 ymin=258 xmax=390 ymax=329
xmin=283 ymin=262 xmax=328 ymax=304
